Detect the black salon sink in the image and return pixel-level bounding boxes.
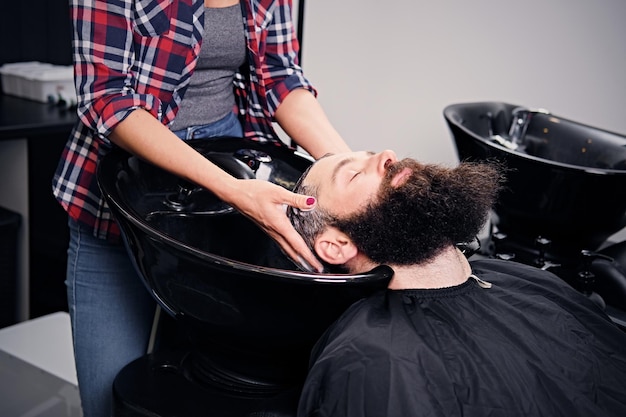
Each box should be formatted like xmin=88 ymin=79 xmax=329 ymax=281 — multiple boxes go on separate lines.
xmin=444 ymin=102 xmax=626 ymax=256
xmin=97 ymin=137 xmax=392 ymax=416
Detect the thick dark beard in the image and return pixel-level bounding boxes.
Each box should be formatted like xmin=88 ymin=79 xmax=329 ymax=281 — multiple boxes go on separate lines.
xmin=331 ymin=159 xmax=503 ymax=265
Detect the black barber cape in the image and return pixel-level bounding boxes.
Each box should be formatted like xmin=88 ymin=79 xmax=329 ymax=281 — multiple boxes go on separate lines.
xmin=297 ymin=259 xmax=626 ymax=417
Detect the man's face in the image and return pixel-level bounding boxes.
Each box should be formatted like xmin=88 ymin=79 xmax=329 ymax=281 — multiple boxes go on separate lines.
xmin=303 ymin=150 xmax=402 ymax=216
xmin=296 ymin=152 xmax=502 ymax=266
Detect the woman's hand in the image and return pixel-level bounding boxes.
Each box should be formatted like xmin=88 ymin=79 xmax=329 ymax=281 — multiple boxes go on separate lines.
xmin=227 ymin=179 xmax=323 ymax=273
xmin=110 ymin=109 xmax=323 ymax=272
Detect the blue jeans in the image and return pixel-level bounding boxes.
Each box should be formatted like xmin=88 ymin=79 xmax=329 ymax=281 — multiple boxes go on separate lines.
xmin=66 ymin=218 xmax=155 ymax=417
xmin=172 ymin=111 xmax=243 ymax=140
xmin=67 ymin=113 xmax=242 ymax=417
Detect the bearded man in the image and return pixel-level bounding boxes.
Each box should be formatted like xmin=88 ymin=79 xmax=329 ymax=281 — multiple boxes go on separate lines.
xmin=288 ymin=150 xmax=626 ymax=417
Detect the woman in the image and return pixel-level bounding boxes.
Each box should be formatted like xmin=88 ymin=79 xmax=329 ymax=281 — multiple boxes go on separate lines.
xmin=52 ymin=1 xmax=350 ymax=416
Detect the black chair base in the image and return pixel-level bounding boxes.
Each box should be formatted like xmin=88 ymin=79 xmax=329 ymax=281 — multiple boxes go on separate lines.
xmin=113 ymin=349 xmax=300 ymax=417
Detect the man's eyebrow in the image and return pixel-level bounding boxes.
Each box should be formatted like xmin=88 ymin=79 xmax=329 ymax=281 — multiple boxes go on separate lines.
xmin=331 ymin=156 xmax=354 ymax=184
xmin=330 ymin=151 xmax=376 ymax=184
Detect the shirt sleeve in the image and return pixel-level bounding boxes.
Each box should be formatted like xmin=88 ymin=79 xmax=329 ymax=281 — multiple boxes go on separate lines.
xmin=70 ymin=0 xmax=164 ymax=141
xmin=260 ymin=0 xmax=317 ymax=115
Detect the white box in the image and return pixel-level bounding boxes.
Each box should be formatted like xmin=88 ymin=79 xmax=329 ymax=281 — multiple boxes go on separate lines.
xmin=0 ymin=61 xmax=76 ymax=105
xmin=0 ymin=62 xmax=45 ymax=98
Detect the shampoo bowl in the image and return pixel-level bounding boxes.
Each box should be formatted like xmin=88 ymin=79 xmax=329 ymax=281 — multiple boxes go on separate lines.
xmin=443 ymin=102 xmax=626 ymax=256
xmin=97 ymin=138 xmax=393 ymax=405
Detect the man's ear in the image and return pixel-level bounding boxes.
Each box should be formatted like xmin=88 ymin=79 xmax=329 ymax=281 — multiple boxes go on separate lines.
xmin=314 ymin=227 xmax=358 ymax=265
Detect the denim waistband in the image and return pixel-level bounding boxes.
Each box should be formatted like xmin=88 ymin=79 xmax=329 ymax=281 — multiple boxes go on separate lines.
xmin=171 ymin=111 xmax=243 ymax=140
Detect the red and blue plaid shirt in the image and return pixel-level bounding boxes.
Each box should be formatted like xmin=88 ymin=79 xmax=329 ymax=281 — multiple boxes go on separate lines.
xmin=53 ymin=0 xmax=316 ymax=241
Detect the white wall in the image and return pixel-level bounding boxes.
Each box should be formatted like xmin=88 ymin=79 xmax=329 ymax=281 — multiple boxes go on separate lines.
xmin=301 ymin=0 xmax=626 ymax=166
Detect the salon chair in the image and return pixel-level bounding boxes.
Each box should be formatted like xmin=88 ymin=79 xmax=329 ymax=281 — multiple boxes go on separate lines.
xmin=443 ymin=102 xmax=626 ymax=327
xmin=97 ymin=138 xmax=393 ymax=416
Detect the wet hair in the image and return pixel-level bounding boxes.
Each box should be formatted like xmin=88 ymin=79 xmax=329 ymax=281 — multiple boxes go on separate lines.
xmin=287 ymin=163 xmax=336 ymax=252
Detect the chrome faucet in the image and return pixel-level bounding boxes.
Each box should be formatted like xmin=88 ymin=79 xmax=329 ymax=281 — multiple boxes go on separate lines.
xmin=508 ymin=106 xmax=532 ymax=147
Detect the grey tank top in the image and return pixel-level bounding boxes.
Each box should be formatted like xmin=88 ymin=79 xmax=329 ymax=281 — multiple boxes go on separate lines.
xmin=170 ymin=4 xmax=246 ymax=131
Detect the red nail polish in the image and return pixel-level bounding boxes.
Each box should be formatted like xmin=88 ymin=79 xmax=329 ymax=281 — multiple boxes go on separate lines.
xmin=306 ymin=197 xmax=315 ymax=206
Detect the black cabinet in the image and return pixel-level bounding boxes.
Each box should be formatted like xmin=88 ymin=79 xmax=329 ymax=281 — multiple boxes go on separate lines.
xmin=28 ymin=132 xmax=72 ymax=318
xmin=0 ymin=0 xmax=74 ymax=321
xmin=0 ymin=96 xmax=77 ymax=320
xmin=0 ymin=207 xmax=20 ymax=327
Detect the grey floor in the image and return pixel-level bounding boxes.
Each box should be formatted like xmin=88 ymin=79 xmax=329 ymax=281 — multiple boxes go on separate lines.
xmin=0 ymin=350 xmax=82 ymax=417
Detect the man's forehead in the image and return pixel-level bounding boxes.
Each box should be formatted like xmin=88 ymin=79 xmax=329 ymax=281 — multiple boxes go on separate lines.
xmin=304 ymin=153 xmax=338 ymax=188
xmin=306 ymin=151 xmax=373 ymax=183
xmin=303 ymin=151 xmax=379 ymax=215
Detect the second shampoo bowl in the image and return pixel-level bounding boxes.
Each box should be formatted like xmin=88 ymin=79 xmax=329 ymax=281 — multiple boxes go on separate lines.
xmin=444 ymin=102 xmax=626 ymax=255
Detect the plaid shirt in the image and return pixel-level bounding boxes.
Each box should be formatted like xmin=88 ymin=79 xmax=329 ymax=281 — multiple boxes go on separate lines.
xmin=53 ymin=0 xmax=315 ymax=241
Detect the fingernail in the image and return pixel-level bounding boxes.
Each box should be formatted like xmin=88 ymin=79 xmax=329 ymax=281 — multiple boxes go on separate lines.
xmin=306 ymin=197 xmax=316 ymax=206
xmin=297 ymin=256 xmax=315 ymax=272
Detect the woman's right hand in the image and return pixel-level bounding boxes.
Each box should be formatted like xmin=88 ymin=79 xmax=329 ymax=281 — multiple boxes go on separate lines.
xmin=110 ymin=110 xmax=322 ymax=271
xmin=225 ymin=178 xmax=323 ymax=273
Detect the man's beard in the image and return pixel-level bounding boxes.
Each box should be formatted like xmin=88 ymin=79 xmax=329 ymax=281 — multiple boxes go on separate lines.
xmin=331 ymin=159 xmax=503 ymax=266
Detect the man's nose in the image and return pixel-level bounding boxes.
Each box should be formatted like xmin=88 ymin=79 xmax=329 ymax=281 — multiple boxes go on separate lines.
xmin=374 ymin=150 xmax=397 ymax=175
